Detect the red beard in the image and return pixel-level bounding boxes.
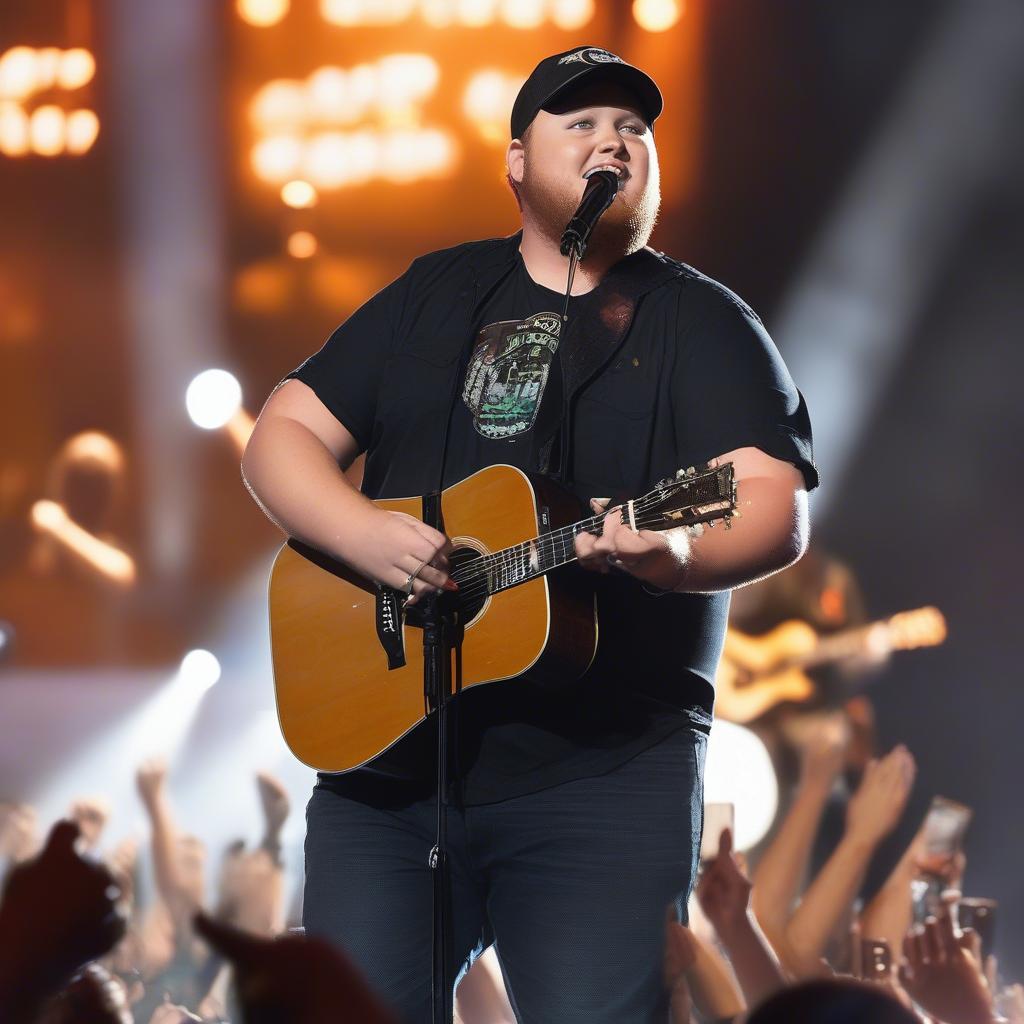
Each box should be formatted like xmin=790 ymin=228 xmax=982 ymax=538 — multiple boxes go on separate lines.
xmin=519 ymin=161 xmax=661 ymax=264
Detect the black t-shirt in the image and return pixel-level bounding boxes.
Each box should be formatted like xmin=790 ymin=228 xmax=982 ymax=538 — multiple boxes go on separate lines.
xmin=449 ymin=259 xmax=576 ymax=477
xmin=285 ymin=236 xmax=818 ymax=805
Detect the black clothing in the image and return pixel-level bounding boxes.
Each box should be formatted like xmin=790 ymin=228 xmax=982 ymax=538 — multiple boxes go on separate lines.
xmin=287 ymin=231 xmax=817 ymax=805
xmin=304 ymin=727 xmax=706 ymax=1024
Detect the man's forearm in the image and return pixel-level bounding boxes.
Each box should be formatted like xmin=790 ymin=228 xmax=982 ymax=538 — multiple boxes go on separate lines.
xmin=242 ymin=415 xmax=375 ymax=563
xmin=639 ymin=476 xmax=808 ymax=593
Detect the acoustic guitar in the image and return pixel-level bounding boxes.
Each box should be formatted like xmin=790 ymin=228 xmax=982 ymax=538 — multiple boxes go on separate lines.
xmin=269 ymin=461 xmax=736 ymax=772
xmin=714 ymin=606 xmax=947 ymax=724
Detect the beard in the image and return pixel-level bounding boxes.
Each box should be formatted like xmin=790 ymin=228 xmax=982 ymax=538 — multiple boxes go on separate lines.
xmin=518 ymin=154 xmax=661 ymax=264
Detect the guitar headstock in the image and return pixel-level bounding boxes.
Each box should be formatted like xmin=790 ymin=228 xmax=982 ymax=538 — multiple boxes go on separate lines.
xmin=636 ymin=462 xmax=738 ymax=533
xmin=886 ymin=607 xmax=947 ymax=650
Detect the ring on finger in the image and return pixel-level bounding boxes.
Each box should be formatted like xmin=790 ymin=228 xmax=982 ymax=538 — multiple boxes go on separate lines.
xmin=403 ymin=557 xmax=431 ymax=595
xmin=607 ymin=554 xmax=625 ymax=568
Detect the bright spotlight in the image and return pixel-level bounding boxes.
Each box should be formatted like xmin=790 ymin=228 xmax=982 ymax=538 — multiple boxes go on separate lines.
xmin=551 ymin=0 xmax=594 ymax=29
xmin=0 ymin=47 xmax=39 ymax=101
xmin=179 ymin=649 xmax=221 ymax=692
xmin=0 ymin=102 xmax=29 ymax=155
xmin=633 ymin=0 xmax=682 ymax=32
xmin=185 ymin=369 xmax=242 ymax=430
xmin=237 ymin=0 xmax=291 ymax=26
xmin=57 ymin=48 xmax=96 ymax=90
xmin=65 ymin=109 xmax=100 ymax=154
xmin=0 ymin=620 xmax=15 ymax=662
xmin=703 ymin=720 xmax=778 ymax=852
xmin=287 ymin=230 xmax=318 ymax=258
xmin=280 ymin=179 xmax=318 ymax=208
xmin=29 ymin=104 xmax=65 ymax=156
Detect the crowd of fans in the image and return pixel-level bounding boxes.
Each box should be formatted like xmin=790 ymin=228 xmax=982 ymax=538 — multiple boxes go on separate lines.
xmin=1 ymin=722 xmax=1021 ymax=1023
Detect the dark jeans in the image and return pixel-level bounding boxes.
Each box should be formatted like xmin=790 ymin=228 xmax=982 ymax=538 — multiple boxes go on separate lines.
xmin=303 ymin=727 xmax=706 ymax=1023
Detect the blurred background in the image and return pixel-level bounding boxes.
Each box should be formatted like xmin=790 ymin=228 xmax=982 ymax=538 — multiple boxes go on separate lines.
xmin=1 ymin=0 xmax=1022 ymax=979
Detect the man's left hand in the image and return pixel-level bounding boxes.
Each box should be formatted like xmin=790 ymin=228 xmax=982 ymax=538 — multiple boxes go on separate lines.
xmin=574 ymin=497 xmax=685 ymax=585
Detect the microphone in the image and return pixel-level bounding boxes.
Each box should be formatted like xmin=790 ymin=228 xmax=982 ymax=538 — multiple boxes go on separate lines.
xmin=559 ymin=169 xmax=620 ymax=259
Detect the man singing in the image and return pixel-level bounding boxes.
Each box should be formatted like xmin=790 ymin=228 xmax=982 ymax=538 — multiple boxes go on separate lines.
xmin=242 ymin=46 xmax=817 ymax=1022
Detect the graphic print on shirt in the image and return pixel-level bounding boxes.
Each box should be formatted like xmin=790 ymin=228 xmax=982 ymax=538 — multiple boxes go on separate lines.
xmin=462 ymin=311 xmax=561 ymax=440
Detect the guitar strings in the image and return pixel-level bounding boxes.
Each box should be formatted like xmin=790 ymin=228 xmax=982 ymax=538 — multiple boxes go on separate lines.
xmin=442 ymin=496 xmax=732 ymax=605
xmin=446 ymin=481 xmax=729 ymax=600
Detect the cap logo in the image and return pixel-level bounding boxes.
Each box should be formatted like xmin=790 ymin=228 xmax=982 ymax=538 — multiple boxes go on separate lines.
xmin=558 ymin=48 xmax=625 ymax=67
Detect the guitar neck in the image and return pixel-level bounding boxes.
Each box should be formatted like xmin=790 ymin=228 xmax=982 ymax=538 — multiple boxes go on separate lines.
xmin=462 ymin=468 xmax=733 ymax=596
xmin=790 ymin=625 xmax=878 ymax=670
xmin=464 ymin=515 xmax=601 ymax=596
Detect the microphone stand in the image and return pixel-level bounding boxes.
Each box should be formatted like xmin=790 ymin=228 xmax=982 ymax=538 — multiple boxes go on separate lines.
xmin=423 ymin=583 xmax=462 ymax=1024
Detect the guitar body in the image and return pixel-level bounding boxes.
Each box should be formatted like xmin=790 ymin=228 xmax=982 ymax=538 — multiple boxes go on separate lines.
xmin=714 ymin=606 xmax=946 ymax=723
xmin=715 ymin=621 xmax=820 ymax=723
xmin=268 ymin=465 xmax=596 ymax=773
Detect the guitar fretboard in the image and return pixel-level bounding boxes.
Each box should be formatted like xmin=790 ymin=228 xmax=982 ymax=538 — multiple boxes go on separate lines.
xmin=449 ymin=470 xmax=733 ymax=601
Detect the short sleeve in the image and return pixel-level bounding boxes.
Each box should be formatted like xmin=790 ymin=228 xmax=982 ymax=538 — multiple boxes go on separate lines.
xmin=283 ymin=278 xmax=404 ymax=451
xmin=673 ymin=292 xmax=818 ymax=490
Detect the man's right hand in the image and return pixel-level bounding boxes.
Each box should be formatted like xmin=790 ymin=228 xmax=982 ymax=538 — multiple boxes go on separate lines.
xmin=345 ymin=508 xmax=455 ymax=606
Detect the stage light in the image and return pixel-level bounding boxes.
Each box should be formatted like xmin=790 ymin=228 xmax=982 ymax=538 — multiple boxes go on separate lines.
xmin=703 ymin=721 xmax=778 ymax=852
xmin=377 ymin=54 xmax=439 ymax=111
xmin=633 ymin=0 xmax=682 ymax=32
xmin=65 ymin=109 xmax=100 ymax=154
xmin=551 ymin=0 xmax=594 ymax=29
xmin=320 ymin=0 xmax=416 ymax=26
xmin=456 ymin=0 xmax=498 ymax=28
xmin=237 ymin=0 xmax=291 ymax=27
xmin=379 ymin=127 xmax=454 ymax=182
xmin=251 ymin=134 xmax=303 ymax=182
xmin=0 ymin=47 xmax=38 ymax=100
xmin=304 ymin=131 xmax=358 ymax=187
xmin=29 ymin=105 xmax=66 ymax=156
xmin=57 ymin=48 xmax=96 ymax=90
xmin=178 ymin=649 xmax=222 ymax=694
xmin=307 ymin=67 xmax=352 ymax=123
xmin=185 ymin=369 xmax=243 ymax=430
xmin=463 ymin=70 xmax=523 ymax=143
xmin=250 ymin=79 xmax=307 ymax=129
xmin=0 ymin=620 xmax=14 ymax=662
xmin=501 ymin=0 xmax=545 ymax=29
xmin=0 ymin=102 xmax=29 ymax=155
xmin=287 ymin=230 xmax=318 ymax=258
xmin=280 ymin=179 xmax=318 ymax=208
xmin=421 ymin=0 xmax=455 ymax=27
xmin=33 ymin=48 xmax=62 ymax=91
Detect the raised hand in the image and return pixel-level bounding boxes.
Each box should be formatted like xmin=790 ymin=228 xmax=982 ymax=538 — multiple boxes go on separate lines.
xmin=256 ymin=771 xmax=291 ymax=840
xmin=899 ymin=901 xmax=994 ymax=1024
xmin=845 ymin=745 xmax=916 ymax=847
xmin=0 ymin=820 xmax=127 ymax=1017
xmin=194 ymin=911 xmax=397 ymax=1023
xmin=147 ymin=997 xmax=202 ymax=1023
xmin=40 ymin=963 xmax=133 ymax=1024
xmin=787 ymin=711 xmax=850 ymax=787
xmin=0 ymin=801 xmax=40 ymax=863
xmin=69 ymin=796 xmax=111 ymax=852
xmin=136 ymin=757 xmax=169 ymax=811
xmin=697 ymin=827 xmax=751 ymax=939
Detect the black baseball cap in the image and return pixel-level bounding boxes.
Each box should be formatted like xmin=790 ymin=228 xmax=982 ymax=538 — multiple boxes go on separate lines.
xmin=510 ymin=46 xmax=663 ymax=141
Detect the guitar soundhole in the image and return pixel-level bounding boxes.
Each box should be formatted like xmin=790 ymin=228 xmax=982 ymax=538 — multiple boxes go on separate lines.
xmin=451 ymin=545 xmax=489 ymax=624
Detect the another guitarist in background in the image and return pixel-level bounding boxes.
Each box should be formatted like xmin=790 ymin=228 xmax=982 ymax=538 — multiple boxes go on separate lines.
xmin=241 ymin=47 xmax=818 ymax=1023
xmin=724 ymin=544 xmax=885 ymax=778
